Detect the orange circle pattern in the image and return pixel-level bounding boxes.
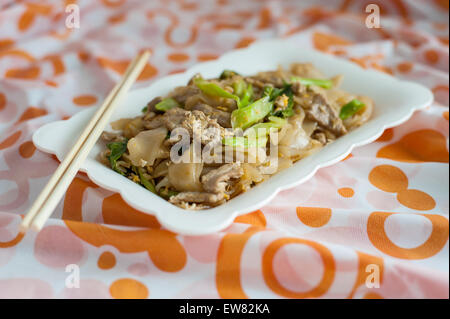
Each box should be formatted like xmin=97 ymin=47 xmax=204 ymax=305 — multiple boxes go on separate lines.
xmin=262 ymin=238 xmax=336 ymax=298
xmin=397 ymin=189 xmax=436 ymax=211
xmin=369 ymin=165 xmax=408 ymax=193
xmin=109 ymin=278 xmax=149 ymax=299
xmin=0 ymin=0 xmax=448 ymax=300
xmin=98 ymin=251 xmax=117 ymax=270
xmin=73 ymin=95 xmax=98 ymax=106
xmin=296 ymin=207 xmax=332 ymax=227
xmin=338 ymin=187 xmax=355 ymax=198
xmin=367 ymin=212 xmax=449 ymax=259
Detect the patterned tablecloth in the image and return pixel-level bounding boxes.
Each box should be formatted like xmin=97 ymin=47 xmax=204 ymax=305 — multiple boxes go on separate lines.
xmin=0 ymin=0 xmax=448 ymax=299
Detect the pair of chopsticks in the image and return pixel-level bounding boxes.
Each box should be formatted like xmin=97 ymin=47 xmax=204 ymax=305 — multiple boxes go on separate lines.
xmin=20 ymin=51 xmax=151 ymax=233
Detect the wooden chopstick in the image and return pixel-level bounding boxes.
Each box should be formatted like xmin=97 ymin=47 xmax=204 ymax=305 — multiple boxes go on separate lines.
xmin=20 ymin=50 xmax=151 ymax=233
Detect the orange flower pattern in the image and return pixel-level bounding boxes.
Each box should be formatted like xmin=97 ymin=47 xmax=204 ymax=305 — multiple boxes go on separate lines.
xmin=0 ymin=0 xmax=448 ymax=299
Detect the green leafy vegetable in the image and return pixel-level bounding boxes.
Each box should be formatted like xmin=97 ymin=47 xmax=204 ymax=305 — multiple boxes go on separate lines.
xmin=194 ymin=77 xmax=240 ymax=103
xmin=339 ymin=99 xmax=365 ymax=120
xmin=238 ymin=83 xmax=253 ymax=108
xmin=141 ymin=106 xmax=148 ymax=113
xmin=266 ymin=115 xmax=286 ymax=126
xmin=219 ymin=70 xmax=240 ymax=80
xmin=106 ymin=140 xmax=128 ymax=175
xmin=232 ymin=79 xmax=253 ymax=108
xmin=194 ymin=75 xmax=254 ymax=108
xmin=155 ymin=98 xmax=179 ymax=112
xmin=264 ymin=84 xmax=294 ymax=118
xmin=244 ymin=116 xmax=286 ymax=138
xmin=222 ymin=135 xmax=268 ymax=148
xmin=136 ymin=166 xmax=156 ymax=193
xmin=231 ymin=96 xmax=273 ymax=129
xmin=233 ymin=79 xmax=246 ymax=97
xmin=263 ymin=86 xmax=281 ymax=101
xmin=291 ymin=76 xmax=333 ymax=89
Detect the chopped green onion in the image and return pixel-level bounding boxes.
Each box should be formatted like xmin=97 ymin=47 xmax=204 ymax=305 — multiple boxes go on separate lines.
xmin=222 ymin=136 xmax=268 ymax=148
xmin=106 ymin=140 xmax=128 ymax=175
xmin=136 ymin=166 xmax=156 ymax=193
xmin=231 ymin=96 xmax=273 ymax=130
xmin=291 ymin=76 xmax=333 ymax=89
xmin=155 ymin=98 xmax=179 ymax=112
xmin=339 ymin=99 xmax=365 ymax=120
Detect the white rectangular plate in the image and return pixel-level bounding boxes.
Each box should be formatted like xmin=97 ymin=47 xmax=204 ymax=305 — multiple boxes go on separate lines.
xmin=33 ymin=38 xmax=433 ymax=235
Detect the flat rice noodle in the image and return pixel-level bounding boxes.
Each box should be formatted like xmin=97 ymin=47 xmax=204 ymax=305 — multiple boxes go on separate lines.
xmin=302 ymin=119 xmax=317 ymax=137
xmin=110 ymin=118 xmax=132 ymax=130
xmin=275 ymin=157 xmax=293 ymax=173
xmin=123 ymin=117 xmax=145 ymax=139
xmin=280 ymin=123 xmax=310 ymax=151
xmin=168 ymin=162 xmax=204 ymax=192
xmin=290 ymin=63 xmax=324 ymax=78
xmin=155 ymin=176 xmax=170 ymax=192
xmin=127 ymin=127 xmax=168 ymax=167
xmin=153 ymin=159 xmax=169 ymax=178
xmin=242 ymin=163 xmax=263 ymax=183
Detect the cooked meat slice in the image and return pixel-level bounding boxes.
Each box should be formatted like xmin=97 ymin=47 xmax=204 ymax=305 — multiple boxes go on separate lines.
xmin=201 ymin=163 xmax=243 ymax=194
xmin=162 ymin=108 xmax=189 ymax=130
xmin=181 ymin=110 xmax=226 ymax=145
xmin=145 ymin=96 xmax=162 ymax=113
xmin=246 ymin=71 xmax=286 ymax=88
xmin=144 ymin=115 xmax=164 ymax=129
xmin=144 ymin=107 xmax=188 ymax=130
xmin=311 ymin=131 xmax=327 ymax=145
xmin=143 ymin=111 xmax=157 ymax=121
xmin=245 ymin=77 xmax=267 ymax=89
xmin=306 ymin=94 xmax=347 ymax=136
xmin=291 ymin=81 xmax=308 ymax=96
xmin=192 ymin=104 xmax=232 ymax=128
xmin=168 ymin=85 xmax=200 ymax=105
xmin=169 ymin=191 xmax=225 ymax=205
xmin=101 ymin=131 xmax=126 ymax=142
xmin=148 ymin=108 xmax=227 ymax=146
xmin=292 ymin=83 xmax=346 ymax=136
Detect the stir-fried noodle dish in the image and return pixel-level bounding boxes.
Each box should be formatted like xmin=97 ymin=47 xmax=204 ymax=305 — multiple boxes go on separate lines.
xmin=100 ymin=63 xmax=374 ymax=209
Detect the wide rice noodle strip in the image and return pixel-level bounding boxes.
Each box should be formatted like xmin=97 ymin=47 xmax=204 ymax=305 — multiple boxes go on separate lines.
xmin=168 ymin=147 xmax=204 ymax=192
xmin=279 ymin=111 xmax=310 ymax=158
xmin=276 ymin=157 xmax=293 ymax=173
xmin=302 ymin=119 xmax=317 ymax=137
xmin=127 ymin=127 xmax=168 ymax=167
xmin=184 ymin=93 xmax=228 ymax=110
xmin=234 ymin=163 xmax=264 ymax=194
xmin=222 ymin=145 xmax=267 ymax=165
xmin=290 ymin=63 xmax=325 ymax=78
xmin=153 ymin=159 xmax=169 ymax=178
xmin=156 ymin=176 xmax=170 ymax=192
xmin=110 ymin=118 xmax=132 ymax=130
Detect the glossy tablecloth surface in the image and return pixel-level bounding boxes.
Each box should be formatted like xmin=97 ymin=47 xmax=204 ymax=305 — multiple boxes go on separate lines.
xmin=0 ymin=0 xmax=448 ymax=299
